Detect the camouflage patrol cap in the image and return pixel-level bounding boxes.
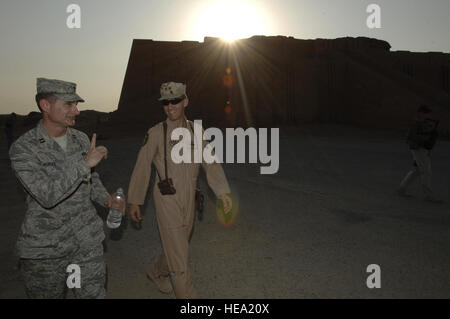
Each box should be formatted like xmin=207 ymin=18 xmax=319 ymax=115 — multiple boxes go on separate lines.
xmin=37 ymin=78 xmax=85 ymax=103
xmin=158 ymin=82 xmax=186 ymax=101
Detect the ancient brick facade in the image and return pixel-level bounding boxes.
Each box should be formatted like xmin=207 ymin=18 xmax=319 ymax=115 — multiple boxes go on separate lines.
xmin=117 ymin=36 xmax=450 ymax=133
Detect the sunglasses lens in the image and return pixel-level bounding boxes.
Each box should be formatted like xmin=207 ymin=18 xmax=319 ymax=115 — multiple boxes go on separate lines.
xmin=161 ymin=98 xmax=183 ymax=106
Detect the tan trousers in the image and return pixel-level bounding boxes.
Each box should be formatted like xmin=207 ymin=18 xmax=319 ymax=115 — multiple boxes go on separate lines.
xmin=150 ymin=188 xmax=197 ymax=299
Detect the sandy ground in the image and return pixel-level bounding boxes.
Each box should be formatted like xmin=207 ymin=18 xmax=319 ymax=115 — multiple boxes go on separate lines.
xmin=1 ymin=124 xmax=449 ymax=299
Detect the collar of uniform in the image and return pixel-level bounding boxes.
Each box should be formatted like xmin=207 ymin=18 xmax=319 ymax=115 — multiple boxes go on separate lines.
xmin=66 ymin=127 xmax=82 ymax=153
xmin=35 ymin=120 xmax=54 ymax=145
xmin=166 ymin=116 xmax=189 ymax=130
xmin=36 ymin=120 xmax=74 ymax=151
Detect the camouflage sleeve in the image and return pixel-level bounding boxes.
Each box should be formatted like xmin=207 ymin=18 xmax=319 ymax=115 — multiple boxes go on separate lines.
xmin=78 ymin=134 xmax=110 ymax=206
xmin=9 ymin=141 xmax=91 ymax=209
xmin=90 ymin=171 xmax=110 ymax=207
xmin=127 ymin=128 xmax=157 ymax=205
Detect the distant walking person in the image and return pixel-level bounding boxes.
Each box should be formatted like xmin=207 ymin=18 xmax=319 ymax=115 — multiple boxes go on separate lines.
xmin=5 ymin=112 xmax=17 ymax=149
xmin=397 ymin=105 xmax=442 ymax=203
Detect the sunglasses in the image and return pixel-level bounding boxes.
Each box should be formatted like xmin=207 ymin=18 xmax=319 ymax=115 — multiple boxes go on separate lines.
xmin=160 ymin=96 xmax=185 ymax=106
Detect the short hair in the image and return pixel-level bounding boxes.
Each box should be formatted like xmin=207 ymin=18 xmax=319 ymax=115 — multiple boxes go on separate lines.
xmin=35 ymin=93 xmax=57 ymax=112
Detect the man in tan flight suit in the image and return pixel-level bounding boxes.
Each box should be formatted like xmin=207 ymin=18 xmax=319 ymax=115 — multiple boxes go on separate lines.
xmin=127 ymin=82 xmax=232 ymax=299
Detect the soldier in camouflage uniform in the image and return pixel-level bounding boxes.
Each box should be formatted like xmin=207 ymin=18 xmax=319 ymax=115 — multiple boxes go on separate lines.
xmin=397 ymin=105 xmax=442 ymax=203
xmin=128 ymin=82 xmax=233 ymax=299
xmin=9 ymin=78 xmax=122 ymax=298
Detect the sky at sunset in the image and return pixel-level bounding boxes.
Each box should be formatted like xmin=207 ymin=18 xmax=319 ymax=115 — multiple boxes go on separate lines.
xmin=1 ymin=0 xmax=449 ymax=115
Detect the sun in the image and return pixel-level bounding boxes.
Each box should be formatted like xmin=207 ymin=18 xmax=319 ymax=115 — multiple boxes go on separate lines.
xmin=193 ymin=0 xmax=270 ymax=42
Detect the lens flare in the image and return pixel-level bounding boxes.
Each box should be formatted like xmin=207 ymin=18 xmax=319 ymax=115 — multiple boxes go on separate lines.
xmin=216 ymin=189 xmax=239 ymax=227
xmin=224 ymin=104 xmax=232 ymax=114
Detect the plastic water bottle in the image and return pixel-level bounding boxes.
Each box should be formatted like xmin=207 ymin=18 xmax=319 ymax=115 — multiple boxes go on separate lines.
xmin=106 ymin=188 xmax=125 ymax=229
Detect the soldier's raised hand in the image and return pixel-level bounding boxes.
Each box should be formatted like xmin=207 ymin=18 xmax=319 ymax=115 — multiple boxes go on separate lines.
xmin=84 ymin=133 xmax=108 ymax=168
